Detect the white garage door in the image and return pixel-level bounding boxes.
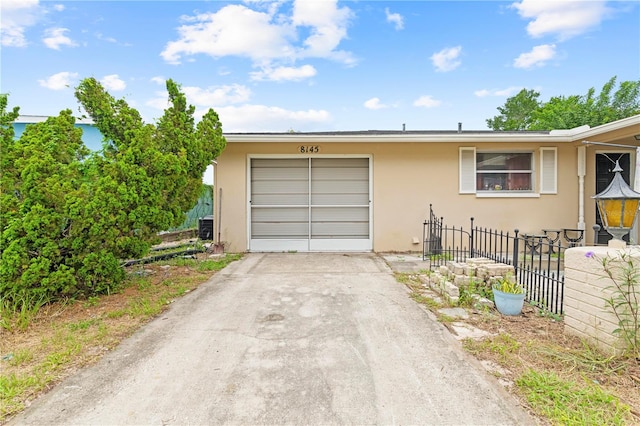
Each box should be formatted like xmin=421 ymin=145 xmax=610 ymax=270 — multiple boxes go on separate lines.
xmin=250 ymin=157 xmax=372 ymax=252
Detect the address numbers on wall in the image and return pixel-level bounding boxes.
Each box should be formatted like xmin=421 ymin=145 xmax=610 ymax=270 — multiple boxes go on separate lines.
xmin=297 ymin=145 xmax=320 ymax=153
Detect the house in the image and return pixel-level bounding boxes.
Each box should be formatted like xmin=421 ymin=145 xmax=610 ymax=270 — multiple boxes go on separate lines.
xmin=13 ymin=114 xmax=639 ymax=252
xmin=13 ymin=115 xmax=103 ymax=151
xmin=215 ymin=115 xmax=640 ymax=252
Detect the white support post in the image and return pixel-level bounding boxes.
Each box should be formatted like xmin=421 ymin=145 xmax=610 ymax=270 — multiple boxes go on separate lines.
xmin=633 ymin=148 xmax=640 ymax=244
xmin=577 ymin=146 xmax=586 ymax=233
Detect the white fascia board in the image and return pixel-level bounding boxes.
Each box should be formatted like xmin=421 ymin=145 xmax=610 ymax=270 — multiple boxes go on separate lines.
xmin=225 ymin=133 xmax=573 ymax=144
xmin=570 ymin=114 xmax=640 ymax=141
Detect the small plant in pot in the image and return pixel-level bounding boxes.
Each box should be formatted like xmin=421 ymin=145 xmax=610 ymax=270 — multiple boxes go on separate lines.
xmin=492 ymin=274 xmax=526 ymax=316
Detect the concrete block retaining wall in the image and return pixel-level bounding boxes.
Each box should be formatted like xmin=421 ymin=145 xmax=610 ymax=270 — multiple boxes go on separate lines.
xmin=426 ymin=257 xmax=514 ymax=306
xmin=564 ymin=246 xmax=640 ymax=355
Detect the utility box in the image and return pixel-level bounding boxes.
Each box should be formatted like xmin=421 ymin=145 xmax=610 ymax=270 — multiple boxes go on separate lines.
xmin=198 ymin=215 xmax=214 ymax=240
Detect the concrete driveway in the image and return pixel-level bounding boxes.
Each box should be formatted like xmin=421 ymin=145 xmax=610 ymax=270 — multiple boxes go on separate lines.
xmin=11 ymin=253 xmax=534 ymax=425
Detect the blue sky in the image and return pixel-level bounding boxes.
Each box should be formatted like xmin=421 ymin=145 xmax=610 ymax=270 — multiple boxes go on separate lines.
xmin=2 ymin=0 xmax=639 ymax=133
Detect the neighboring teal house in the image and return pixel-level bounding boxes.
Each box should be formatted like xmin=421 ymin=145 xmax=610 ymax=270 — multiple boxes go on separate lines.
xmin=13 ymin=115 xmax=103 ymax=151
xmin=13 ymin=115 xmax=213 ymax=232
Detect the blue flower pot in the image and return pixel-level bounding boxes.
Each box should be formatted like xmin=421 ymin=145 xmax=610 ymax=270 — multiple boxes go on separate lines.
xmin=493 ymin=288 xmax=525 ymax=316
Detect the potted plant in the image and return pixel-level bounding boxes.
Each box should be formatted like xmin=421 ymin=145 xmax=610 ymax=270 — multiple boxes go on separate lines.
xmin=492 ymin=274 xmax=525 ymax=316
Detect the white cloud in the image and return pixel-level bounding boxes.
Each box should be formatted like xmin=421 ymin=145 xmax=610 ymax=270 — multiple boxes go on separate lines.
xmin=183 ymin=84 xmax=252 ymax=106
xmin=215 ymin=104 xmax=331 ymax=132
xmin=291 ymin=0 xmax=353 ymax=61
xmin=413 ymin=95 xmax=441 ymax=108
xmin=385 ymin=8 xmax=404 ymax=30
xmin=250 ymin=64 xmax=317 ymax=81
xmin=474 ymin=86 xmax=522 ymax=97
xmin=146 ymin=96 xmax=169 ymax=111
xmin=37 ymin=71 xmax=78 ymax=90
xmin=146 ymin=84 xmax=252 ymax=110
xmin=514 ymin=44 xmax=556 ymax=68
xmin=53 ymin=4 xmax=64 ymax=12
xmin=364 ymin=97 xmax=389 ymax=110
xmin=96 ymin=33 xmax=118 ymax=43
xmin=150 ymin=76 xmax=165 ymax=85
xmin=511 ymin=0 xmax=610 ymax=40
xmin=161 ymin=5 xmax=295 ymax=64
xmin=161 ymin=0 xmax=354 ymax=71
xmin=100 ymin=74 xmax=126 ymax=91
xmin=1 ymin=0 xmax=40 ymax=47
xmin=430 ymin=46 xmax=462 ymax=72
xmin=43 ymin=27 xmax=76 ymax=50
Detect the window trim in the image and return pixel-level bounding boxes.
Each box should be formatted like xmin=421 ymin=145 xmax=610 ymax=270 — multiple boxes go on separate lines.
xmin=459 ymin=147 xmax=557 ymax=198
xmin=476 ymin=150 xmax=535 ymax=194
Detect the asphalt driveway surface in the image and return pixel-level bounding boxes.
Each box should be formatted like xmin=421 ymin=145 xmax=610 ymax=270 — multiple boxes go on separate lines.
xmin=11 ymin=253 xmax=534 ymax=425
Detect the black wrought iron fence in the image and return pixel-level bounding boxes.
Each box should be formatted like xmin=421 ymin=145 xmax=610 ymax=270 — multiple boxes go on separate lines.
xmin=422 ymin=205 xmax=566 ymax=315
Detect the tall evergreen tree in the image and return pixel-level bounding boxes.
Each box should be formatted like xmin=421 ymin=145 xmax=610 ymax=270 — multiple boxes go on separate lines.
xmin=1 ymin=79 xmax=226 ymax=304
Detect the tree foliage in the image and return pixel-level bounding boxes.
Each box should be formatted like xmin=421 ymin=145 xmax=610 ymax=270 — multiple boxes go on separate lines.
xmin=0 ymin=79 xmax=226 ymax=304
xmin=487 ymin=77 xmax=640 ymax=131
xmin=486 ymin=89 xmax=541 ymax=131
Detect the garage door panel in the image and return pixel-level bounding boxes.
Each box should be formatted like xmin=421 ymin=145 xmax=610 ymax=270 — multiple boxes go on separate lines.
xmin=252 ymin=207 xmax=309 ymax=222
xmin=311 ymin=222 xmax=369 ymax=239
xmin=312 ymin=193 xmax=369 ymax=205
xmin=252 ymin=193 xmax=309 ymax=205
xmin=252 ymin=179 xmax=309 ymax=194
xmin=311 ymin=180 xmax=369 ymax=194
xmin=252 ymin=168 xmax=309 ymax=181
xmin=253 ymin=158 xmax=309 ymax=168
xmin=251 ymin=222 xmax=309 ymax=239
xmin=311 ymin=168 xmax=369 ymax=180
xmin=311 ymin=207 xmax=369 ymax=222
xmin=312 ymin=158 xmax=368 ymax=168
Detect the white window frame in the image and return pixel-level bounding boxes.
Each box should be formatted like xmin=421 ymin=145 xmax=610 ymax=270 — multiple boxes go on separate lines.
xmin=460 ymin=147 xmax=556 ymax=198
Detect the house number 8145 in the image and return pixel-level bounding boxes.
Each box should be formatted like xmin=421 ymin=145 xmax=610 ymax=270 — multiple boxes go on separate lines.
xmin=298 ymin=145 xmax=320 ymax=153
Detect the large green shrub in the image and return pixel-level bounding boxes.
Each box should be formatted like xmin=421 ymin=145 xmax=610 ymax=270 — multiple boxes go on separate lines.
xmin=0 ymin=79 xmax=226 ymax=304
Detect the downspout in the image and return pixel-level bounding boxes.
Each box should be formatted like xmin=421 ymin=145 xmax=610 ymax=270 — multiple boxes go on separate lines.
xmin=577 ymin=146 xmax=586 ymax=232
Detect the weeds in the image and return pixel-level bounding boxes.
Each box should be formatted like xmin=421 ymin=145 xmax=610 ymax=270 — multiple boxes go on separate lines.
xmin=463 ymin=333 xmax=521 ymax=363
xmin=528 ymin=341 xmax=626 ymax=376
xmin=0 ymin=293 xmax=50 ymax=332
xmin=67 ymin=318 xmax=101 ymax=332
xmin=458 ymin=275 xmax=493 ymax=307
xmin=437 ymin=313 xmax=456 ymax=323
xmin=394 ymin=273 xmax=423 ymax=292
xmin=596 ymin=249 xmax=640 ymax=358
xmin=429 ymin=253 xmax=453 ymax=261
xmin=516 ymin=369 xmax=631 ymax=425
xmin=410 ymin=293 xmax=443 ymax=310
xmin=532 ymin=302 xmax=563 ymax=322
xmin=83 ymin=296 xmax=100 ymax=308
xmin=126 ymin=297 xmax=163 ymax=317
xmin=6 ymin=349 xmax=33 ymax=367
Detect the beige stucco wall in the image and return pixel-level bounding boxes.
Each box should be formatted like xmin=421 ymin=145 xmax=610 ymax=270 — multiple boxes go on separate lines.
xmin=215 ymin=140 xmax=606 ymax=252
